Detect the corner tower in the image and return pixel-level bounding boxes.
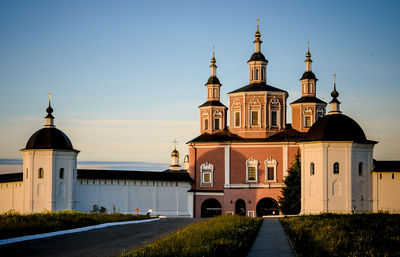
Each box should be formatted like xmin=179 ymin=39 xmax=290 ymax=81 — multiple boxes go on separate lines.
xmin=199 ymin=47 xmax=227 ymax=134
xmin=21 ymin=94 xmax=79 ymax=213
xmin=291 ymin=42 xmax=327 ymax=132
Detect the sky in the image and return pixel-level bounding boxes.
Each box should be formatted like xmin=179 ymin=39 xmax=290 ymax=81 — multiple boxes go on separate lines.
xmin=0 ymin=0 xmax=399 ymax=168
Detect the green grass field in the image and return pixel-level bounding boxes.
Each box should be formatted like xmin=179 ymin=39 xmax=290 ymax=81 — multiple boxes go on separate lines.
xmin=281 ymin=213 xmax=400 ymax=257
xmin=122 ymin=215 xmax=262 ymax=257
xmin=0 ymin=210 xmax=154 ymax=239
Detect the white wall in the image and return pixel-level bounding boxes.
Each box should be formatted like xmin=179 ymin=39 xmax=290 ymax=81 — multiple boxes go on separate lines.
xmin=0 ymin=182 xmax=24 ymax=213
xmin=75 ymin=179 xmax=192 ymax=217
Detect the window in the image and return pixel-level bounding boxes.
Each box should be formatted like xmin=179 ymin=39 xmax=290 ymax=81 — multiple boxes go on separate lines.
xmin=251 ymin=111 xmax=259 ymax=125
xmin=214 ymin=118 xmax=220 ymax=129
xmin=200 ymin=162 xmax=214 ymax=187
xmin=60 ymin=168 xmax=64 ymax=179
xmin=316 ymin=108 xmax=325 ymax=120
xmin=26 ymin=168 xmax=28 ymax=179
xmin=246 ymin=158 xmax=258 ymax=182
xmin=392 ymin=173 xmax=395 ymax=179
xmin=380 ymin=173 xmax=382 ymax=180
xmin=267 ymin=167 xmax=274 ymax=180
xmin=248 ymin=167 xmax=256 ymax=181
xmin=38 ymin=168 xmax=44 ymax=179
xmin=204 ymin=119 xmax=209 ymax=130
xmin=213 ymin=88 xmax=217 ymax=98
xmin=271 ymin=111 xmax=277 ymax=127
xmin=358 ymin=162 xmax=363 ymax=176
xmin=256 ymin=69 xmax=259 ymax=80
xmin=310 ymin=162 xmax=315 ymax=175
xmin=333 ymin=162 xmax=339 ymax=174
xmin=305 ymin=116 xmax=312 ymax=128
xmin=251 ymin=69 xmax=254 ymax=80
xmin=261 ymin=68 xmax=265 ymax=80
xmin=265 ymin=157 xmax=277 ymax=182
xmin=235 ymin=112 xmax=240 ymax=127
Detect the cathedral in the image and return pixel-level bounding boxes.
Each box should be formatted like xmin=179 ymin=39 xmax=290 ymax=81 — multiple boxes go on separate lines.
xmin=187 ymin=19 xmax=400 ymax=217
xmin=0 ymin=19 xmax=399 ymax=217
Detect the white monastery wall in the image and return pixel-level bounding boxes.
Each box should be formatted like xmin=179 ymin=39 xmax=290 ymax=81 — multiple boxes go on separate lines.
xmin=0 ymin=182 xmax=24 ymax=213
xmin=372 ymin=172 xmax=400 ymax=213
xmin=75 ymin=179 xmax=193 ymax=217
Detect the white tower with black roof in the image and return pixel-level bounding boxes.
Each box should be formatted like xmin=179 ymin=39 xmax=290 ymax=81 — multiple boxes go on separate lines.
xmin=21 ymin=94 xmax=79 ymax=213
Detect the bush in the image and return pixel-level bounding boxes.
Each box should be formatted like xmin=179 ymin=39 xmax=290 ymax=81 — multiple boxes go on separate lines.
xmin=122 ymin=215 xmax=262 ymax=257
xmin=0 ymin=210 xmax=154 ymax=239
xmin=281 ymin=213 xmax=400 ymax=257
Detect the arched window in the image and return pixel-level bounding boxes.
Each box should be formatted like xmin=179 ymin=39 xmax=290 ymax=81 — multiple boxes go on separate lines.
xmin=333 ymin=162 xmax=339 ymax=174
xmin=310 ymin=162 xmax=315 ymax=175
xmin=358 ymin=162 xmax=363 ymax=176
xmin=246 ymin=158 xmax=258 ymax=182
xmin=265 ymin=157 xmax=277 ymax=182
xmin=256 ymin=69 xmax=259 ymax=80
xmin=261 ymin=68 xmax=265 ymax=80
xmin=60 ymin=168 xmax=64 ymax=179
xmin=38 ymin=168 xmax=44 ymax=179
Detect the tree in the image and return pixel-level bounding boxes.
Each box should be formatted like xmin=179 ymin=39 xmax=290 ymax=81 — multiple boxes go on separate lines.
xmin=279 ymin=152 xmax=301 ymax=215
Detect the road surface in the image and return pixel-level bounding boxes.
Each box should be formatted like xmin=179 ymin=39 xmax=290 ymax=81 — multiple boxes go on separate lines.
xmin=1 ymin=218 xmax=200 ymax=257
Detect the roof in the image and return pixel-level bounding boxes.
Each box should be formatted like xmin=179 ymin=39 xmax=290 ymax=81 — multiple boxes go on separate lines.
xmin=0 ymin=173 xmax=23 ymax=183
xmin=24 ymin=127 xmax=75 ymax=151
xmin=248 ymin=52 xmax=268 ymax=63
xmin=188 ymin=128 xmax=306 ymax=143
xmin=300 ymin=71 xmax=318 ymax=80
xmin=303 ymin=113 xmax=377 ymax=144
xmin=205 ymin=76 xmax=221 ymax=85
xmin=228 ymin=83 xmax=287 ymax=94
xmin=77 ymin=169 xmax=193 ymax=182
xmin=291 ymin=96 xmax=327 ymax=105
xmin=373 ymin=160 xmax=400 ymax=172
xmin=199 ymin=100 xmax=227 ymax=108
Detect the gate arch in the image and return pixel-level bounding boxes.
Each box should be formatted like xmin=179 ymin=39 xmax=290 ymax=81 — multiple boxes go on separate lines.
xmin=256 ymin=197 xmax=279 ymax=217
xmin=201 ymin=198 xmax=222 ymax=218
xmin=235 ymin=199 xmax=246 ymax=216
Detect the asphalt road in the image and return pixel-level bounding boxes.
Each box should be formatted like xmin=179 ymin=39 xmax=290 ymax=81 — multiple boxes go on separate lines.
xmin=0 ymin=218 xmax=200 ymax=257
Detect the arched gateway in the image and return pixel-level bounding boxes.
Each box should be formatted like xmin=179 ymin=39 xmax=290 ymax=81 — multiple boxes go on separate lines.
xmin=201 ymin=198 xmax=222 ymax=218
xmin=235 ymin=199 xmax=246 ymax=216
xmin=256 ymin=197 xmax=279 ymax=217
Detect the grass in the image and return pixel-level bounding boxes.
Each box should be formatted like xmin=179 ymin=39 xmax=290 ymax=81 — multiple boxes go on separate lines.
xmin=281 ymin=213 xmax=400 ymax=257
xmin=121 ymin=215 xmax=262 ymax=257
xmin=0 ymin=210 xmax=154 ymax=239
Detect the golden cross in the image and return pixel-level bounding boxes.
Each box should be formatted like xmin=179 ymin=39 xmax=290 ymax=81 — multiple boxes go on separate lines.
xmin=173 ymin=139 xmax=178 ymax=149
xmin=48 ymin=91 xmax=51 ymax=102
xmin=257 ymin=16 xmax=259 ymax=31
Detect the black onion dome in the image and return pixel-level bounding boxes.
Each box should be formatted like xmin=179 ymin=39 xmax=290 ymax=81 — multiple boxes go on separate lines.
xmin=305 ymin=114 xmax=375 ymax=143
xmin=248 ymin=52 xmax=268 ymax=63
xmin=300 ymin=71 xmax=318 ymax=81
xmin=206 ymin=76 xmax=221 ymax=85
xmin=25 ymin=127 xmax=74 ymax=150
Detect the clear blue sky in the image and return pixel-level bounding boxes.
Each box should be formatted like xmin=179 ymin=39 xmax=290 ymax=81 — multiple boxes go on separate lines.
xmin=0 ymin=0 xmax=399 ymax=163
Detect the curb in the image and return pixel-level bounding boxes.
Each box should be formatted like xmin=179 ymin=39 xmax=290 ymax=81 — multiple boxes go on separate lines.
xmin=0 ymin=217 xmax=161 ymax=246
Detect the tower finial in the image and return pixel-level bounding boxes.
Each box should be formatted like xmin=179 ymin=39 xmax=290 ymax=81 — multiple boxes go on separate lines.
xmin=257 ymin=16 xmax=259 ymax=32
xmin=329 ymin=72 xmax=341 ymax=114
xmin=173 ymin=139 xmax=178 ymax=150
xmin=212 ymin=45 xmax=215 ymax=58
xmin=211 ymin=45 xmax=216 ymax=64
xmin=48 ymin=91 xmax=51 ymax=102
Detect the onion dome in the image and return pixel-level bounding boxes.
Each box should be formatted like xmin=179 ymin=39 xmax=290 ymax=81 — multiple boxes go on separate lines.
xmin=23 ymin=97 xmax=75 ymax=150
xmin=171 ymin=149 xmax=179 ymax=157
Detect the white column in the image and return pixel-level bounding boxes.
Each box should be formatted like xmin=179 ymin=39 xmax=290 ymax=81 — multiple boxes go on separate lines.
xmin=283 ymin=145 xmax=288 ymax=178
xmin=224 ymin=145 xmax=230 ymax=187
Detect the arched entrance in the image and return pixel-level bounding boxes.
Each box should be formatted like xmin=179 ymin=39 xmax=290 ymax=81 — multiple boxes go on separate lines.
xmin=201 ymin=198 xmax=222 ymax=218
xmin=235 ymin=199 xmax=246 ymax=216
xmin=256 ymin=197 xmax=279 ymax=217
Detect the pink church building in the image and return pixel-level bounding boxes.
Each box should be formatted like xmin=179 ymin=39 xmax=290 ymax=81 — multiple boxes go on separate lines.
xmin=188 ymin=20 xmax=327 ymax=218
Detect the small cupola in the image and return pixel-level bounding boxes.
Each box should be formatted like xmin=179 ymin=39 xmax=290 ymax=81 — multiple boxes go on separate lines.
xmin=329 ymin=73 xmax=342 ymax=115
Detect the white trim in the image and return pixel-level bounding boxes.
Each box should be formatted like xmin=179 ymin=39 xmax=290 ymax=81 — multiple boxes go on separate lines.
xmin=194 ymin=192 xmax=224 ymax=196
xmin=224 ymin=146 xmax=230 ymax=187
xmin=246 ymin=158 xmax=258 ymax=183
xmin=248 ymin=210 xmax=255 ymax=217
xmin=226 ymin=183 xmax=284 ymax=188
xmin=200 ymin=162 xmax=214 ymax=187
xmin=283 ymin=145 xmax=288 ymax=178
xmin=265 ymin=157 xmax=278 ymax=182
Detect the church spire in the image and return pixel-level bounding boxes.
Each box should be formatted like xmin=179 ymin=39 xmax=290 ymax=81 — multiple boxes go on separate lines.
xmin=329 ymin=73 xmax=342 ymax=114
xmin=305 ymin=40 xmax=312 ymax=72
xmin=210 ymin=45 xmax=217 ymax=77
xmin=254 ymin=17 xmax=262 ymax=53
xmin=45 ymin=92 xmax=55 ymax=127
